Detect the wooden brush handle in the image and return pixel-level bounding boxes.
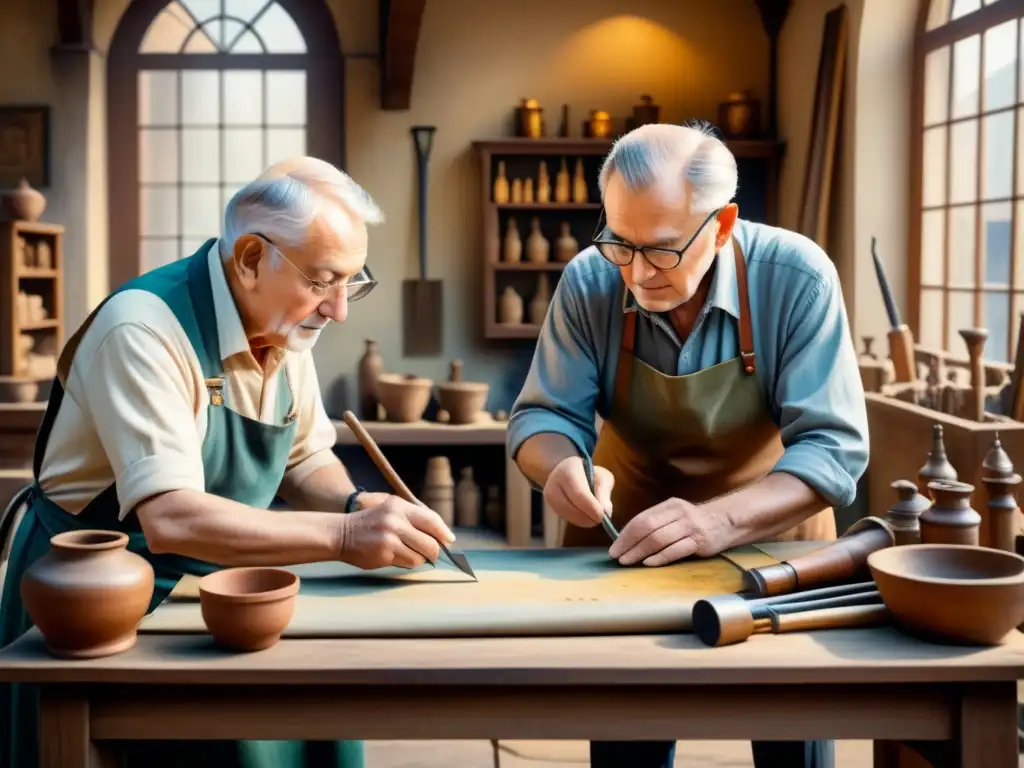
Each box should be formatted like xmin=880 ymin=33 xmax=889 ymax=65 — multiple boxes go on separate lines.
xmin=342 ymin=410 xmax=423 ymax=508
xmin=770 ymin=603 xmax=888 ymax=634
xmin=888 ymin=325 xmax=917 ymax=383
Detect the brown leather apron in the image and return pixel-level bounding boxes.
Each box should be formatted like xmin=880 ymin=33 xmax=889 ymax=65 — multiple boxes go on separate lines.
xmin=562 ymin=237 xmax=836 ymax=548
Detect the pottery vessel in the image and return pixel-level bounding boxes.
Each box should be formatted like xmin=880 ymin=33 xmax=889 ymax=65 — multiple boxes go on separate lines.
xmin=455 ymin=466 xmax=481 ymax=527
xmin=525 ymin=217 xmax=549 ymax=263
xmin=555 ymin=222 xmax=578 ymax=262
xmin=503 ymin=217 xmax=522 ymax=263
xmin=3 ymin=179 xmax=46 ymax=222
xmin=376 ymin=373 xmax=433 ymax=422
xmin=917 ymin=424 xmax=957 ymax=498
xmin=537 ymin=161 xmax=551 ymax=203
xmin=21 ymin=530 xmax=155 ymax=658
xmin=0 ymin=376 xmax=38 ymax=403
xmin=492 ymin=161 xmax=509 ymax=203
xmin=421 ymin=456 xmax=454 ymax=526
xmin=885 ymin=479 xmax=930 ymax=546
xmin=199 ymin=567 xmax=299 ymax=652
xmin=868 ymin=544 xmax=1024 ymax=645
xmin=920 ymin=479 xmax=981 ymax=546
xmin=572 ymin=158 xmax=588 ymax=203
xmin=499 ymin=286 xmax=524 ymax=324
xmin=357 ymin=339 xmax=383 ymax=421
xmin=435 ymin=359 xmax=488 ymax=425
xmin=529 ymin=273 xmax=551 ymax=325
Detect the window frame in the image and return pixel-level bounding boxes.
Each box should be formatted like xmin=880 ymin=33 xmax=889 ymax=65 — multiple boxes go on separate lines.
xmin=910 ymin=0 xmax=1024 ymax=361
xmin=106 ymin=0 xmax=345 ymax=290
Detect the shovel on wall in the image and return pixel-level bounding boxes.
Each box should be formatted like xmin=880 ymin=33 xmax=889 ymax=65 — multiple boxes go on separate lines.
xmin=403 ymin=125 xmax=442 ymax=357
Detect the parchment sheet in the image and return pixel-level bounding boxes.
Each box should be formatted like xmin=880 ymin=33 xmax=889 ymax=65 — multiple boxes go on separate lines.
xmin=138 ymin=544 xmax=816 ymax=638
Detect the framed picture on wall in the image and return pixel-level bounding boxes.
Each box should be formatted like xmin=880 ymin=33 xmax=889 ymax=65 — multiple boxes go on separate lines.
xmin=0 ymin=105 xmax=50 ymax=188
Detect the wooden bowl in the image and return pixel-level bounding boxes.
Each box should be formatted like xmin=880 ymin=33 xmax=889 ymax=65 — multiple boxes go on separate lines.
xmin=376 ymin=373 xmax=433 ymax=422
xmin=198 ymin=567 xmax=299 ymax=652
xmin=868 ymin=544 xmax=1024 ymax=645
xmin=435 ymin=381 xmax=489 ymax=425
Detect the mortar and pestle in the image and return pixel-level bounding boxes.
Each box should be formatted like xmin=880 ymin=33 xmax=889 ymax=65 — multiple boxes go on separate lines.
xmin=741 ymin=516 xmax=896 ymax=596
xmin=692 ymin=581 xmax=885 ymax=647
xmin=868 ymin=544 xmax=1024 ymax=645
xmin=435 ymin=360 xmax=489 ymax=424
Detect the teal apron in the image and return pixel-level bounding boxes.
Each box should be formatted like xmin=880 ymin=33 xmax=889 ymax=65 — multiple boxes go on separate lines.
xmin=0 ymin=240 xmax=364 ymax=768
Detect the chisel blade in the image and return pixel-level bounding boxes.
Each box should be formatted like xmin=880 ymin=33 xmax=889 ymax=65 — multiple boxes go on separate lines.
xmin=441 ymin=543 xmax=477 ymax=580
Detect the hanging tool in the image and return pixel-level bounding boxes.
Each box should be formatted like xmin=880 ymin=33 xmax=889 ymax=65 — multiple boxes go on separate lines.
xmin=341 ymin=410 xmax=477 ymax=580
xmin=871 ymin=236 xmax=917 ymax=383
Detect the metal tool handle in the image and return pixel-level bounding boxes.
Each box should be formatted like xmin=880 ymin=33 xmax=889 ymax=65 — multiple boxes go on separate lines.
xmin=583 ymin=453 xmax=619 ymax=541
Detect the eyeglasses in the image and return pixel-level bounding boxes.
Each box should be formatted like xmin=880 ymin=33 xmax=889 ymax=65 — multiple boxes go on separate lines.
xmin=591 ymin=207 xmax=722 ymax=271
xmin=253 ymin=233 xmax=377 ymax=301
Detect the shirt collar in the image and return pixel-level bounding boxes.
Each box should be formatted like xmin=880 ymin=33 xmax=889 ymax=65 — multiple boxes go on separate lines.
xmin=622 ymin=235 xmax=741 ymax=320
xmin=207 ymin=241 xmax=255 ymax=361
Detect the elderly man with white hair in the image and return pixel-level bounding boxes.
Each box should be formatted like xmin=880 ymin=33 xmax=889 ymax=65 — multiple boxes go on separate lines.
xmin=508 ymin=121 xmax=868 ymax=768
xmin=0 ymin=157 xmax=453 ymax=768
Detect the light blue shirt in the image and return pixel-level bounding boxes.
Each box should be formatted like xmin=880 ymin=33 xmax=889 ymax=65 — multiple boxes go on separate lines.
xmin=506 ymin=219 xmax=868 ymax=508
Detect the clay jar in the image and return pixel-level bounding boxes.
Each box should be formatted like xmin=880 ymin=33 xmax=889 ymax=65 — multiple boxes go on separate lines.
xmin=199 ymin=567 xmax=299 ymax=652
xmin=920 ymin=480 xmax=982 ymax=546
xmin=21 ymin=530 xmax=155 ymax=658
xmin=886 ymin=479 xmax=930 ymax=546
xmin=376 ymin=373 xmax=432 ymax=422
xmin=3 ymin=178 xmax=46 ymax=222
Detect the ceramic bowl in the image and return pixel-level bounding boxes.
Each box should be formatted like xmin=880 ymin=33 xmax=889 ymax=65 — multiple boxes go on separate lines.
xmin=868 ymin=544 xmax=1024 ymax=645
xmin=199 ymin=567 xmax=299 ymax=652
xmin=436 ymin=381 xmax=489 ymax=425
xmin=376 ymin=373 xmax=433 ymax=422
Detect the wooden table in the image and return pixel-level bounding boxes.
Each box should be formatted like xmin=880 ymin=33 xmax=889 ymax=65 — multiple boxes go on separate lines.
xmin=1 ymin=626 xmax=1021 ymax=767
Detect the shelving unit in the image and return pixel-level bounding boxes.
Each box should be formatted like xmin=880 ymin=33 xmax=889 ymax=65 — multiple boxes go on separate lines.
xmin=473 ymin=136 xmax=783 ymax=341
xmin=0 ymin=221 xmax=64 ymax=377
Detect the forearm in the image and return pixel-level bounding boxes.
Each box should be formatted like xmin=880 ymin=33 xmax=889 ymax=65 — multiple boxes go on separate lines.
xmin=702 ymin=472 xmax=827 ymax=551
xmin=515 ymin=432 xmax=581 ymax=488
xmin=280 ymin=460 xmax=357 ymax=513
xmin=137 ymin=489 xmax=345 ymax=566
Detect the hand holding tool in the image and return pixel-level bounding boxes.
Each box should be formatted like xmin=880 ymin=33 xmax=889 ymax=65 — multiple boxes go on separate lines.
xmin=583 ymin=454 xmax=619 ymax=542
xmin=342 ymin=411 xmax=477 ymax=580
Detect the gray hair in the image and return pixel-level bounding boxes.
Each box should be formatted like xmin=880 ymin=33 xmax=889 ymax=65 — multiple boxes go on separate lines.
xmin=597 ymin=120 xmax=738 ymax=212
xmin=220 ymin=157 xmax=384 ymax=259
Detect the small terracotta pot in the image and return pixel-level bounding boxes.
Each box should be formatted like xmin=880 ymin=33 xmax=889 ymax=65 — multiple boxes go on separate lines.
xmin=3 ymin=178 xmax=46 ymax=222
xmin=199 ymin=567 xmax=299 ymax=652
xmin=376 ymin=373 xmax=433 ymax=422
xmin=868 ymin=544 xmax=1024 ymax=646
xmin=21 ymin=530 xmax=155 ymax=659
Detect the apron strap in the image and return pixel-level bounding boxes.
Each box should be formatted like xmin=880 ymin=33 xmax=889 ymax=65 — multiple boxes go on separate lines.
xmin=732 ymin=236 xmax=756 ymax=375
xmin=612 ymin=311 xmax=637 ymax=414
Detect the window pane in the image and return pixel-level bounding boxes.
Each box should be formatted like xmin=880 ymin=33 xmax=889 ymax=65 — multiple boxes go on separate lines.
xmin=182 ymin=239 xmax=210 ymax=256
xmin=267 ymin=129 xmax=305 ymax=164
xmin=182 ymin=186 xmax=221 ymax=237
xmin=983 ymin=292 xmax=1012 ymax=361
xmin=140 ymin=186 xmax=178 ymax=237
xmin=950 ymin=119 xmax=978 ymax=204
xmin=924 ymin=47 xmax=951 ymax=126
xmin=1018 ymin=108 xmax=1024 ymax=196
xmin=182 ymin=25 xmax=218 ymax=54
xmin=266 ymin=72 xmax=306 ymax=125
xmin=983 ymin=111 xmax=1014 ymax=200
xmin=140 ymin=238 xmax=181 ymax=273
xmin=947 ymin=291 xmax=975 ymax=349
xmin=139 ymin=129 xmax=178 ymax=184
xmin=181 ymin=128 xmax=220 ymax=183
xmin=219 ymin=18 xmax=245 ymax=50
xmin=922 ymin=209 xmax=946 ymax=285
xmin=138 ymin=72 xmax=178 ymax=127
xmin=181 ymin=0 xmax=218 ymax=22
xmin=181 ymin=71 xmax=219 ymax=126
xmin=224 ymin=128 xmax=264 ymax=182
xmin=223 ymin=71 xmax=263 ymax=126
xmin=982 ymin=202 xmax=1012 ymax=285
xmin=139 ymin=5 xmax=192 ymax=53
xmin=222 ymin=183 xmax=242 ymax=213
xmin=950 ymin=205 xmax=977 ymax=286
xmin=231 ymin=31 xmax=264 ymax=53
xmin=984 ymin=20 xmax=1017 ymax=111
xmin=923 ymin=126 xmax=948 ymax=207
xmin=951 ymin=35 xmax=981 ymax=119
xmin=1016 ymin=201 xmax=1024 ymax=289
xmin=225 ymin=0 xmax=269 ymax=22
xmin=951 ymin=0 xmax=982 ymax=20
xmin=253 ymin=3 xmax=307 ymax=53
xmin=919 ymin=289 xmax=944 ymax=349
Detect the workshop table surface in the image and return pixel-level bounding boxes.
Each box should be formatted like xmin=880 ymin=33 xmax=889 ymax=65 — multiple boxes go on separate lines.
xmin=1 ymin=626 xmax=1023 ymax=767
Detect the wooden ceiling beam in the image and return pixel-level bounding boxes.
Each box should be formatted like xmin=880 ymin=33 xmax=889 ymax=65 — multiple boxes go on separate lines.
xmin=55 ymin=0 xmax=95 ymax=49
xmin=379 ymin=0 xmax=426 ymax=110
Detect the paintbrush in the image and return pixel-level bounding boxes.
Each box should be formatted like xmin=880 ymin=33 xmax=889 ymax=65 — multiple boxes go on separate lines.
xmin=583 ymin=454 xmax=619 ymax=541
xmin=341 ymin=411 xmax=478 ymax=581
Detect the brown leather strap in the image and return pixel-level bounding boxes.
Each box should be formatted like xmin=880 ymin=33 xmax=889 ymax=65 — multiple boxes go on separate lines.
xmin=612 ymin=310 xmax=637 ymax=413
xmin=732 ymin=236 xmax=756 ymax=375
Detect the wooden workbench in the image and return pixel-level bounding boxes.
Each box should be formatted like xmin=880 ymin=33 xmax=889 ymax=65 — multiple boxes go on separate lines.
xmin=0 ymin=626 xmax=1020 ymax=767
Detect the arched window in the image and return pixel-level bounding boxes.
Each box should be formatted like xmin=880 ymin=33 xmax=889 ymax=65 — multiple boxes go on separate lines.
xmin=912 ymin=0 xmax=1024 ymax=362
xmin=106 ymin=0 xmax=344 ymax=289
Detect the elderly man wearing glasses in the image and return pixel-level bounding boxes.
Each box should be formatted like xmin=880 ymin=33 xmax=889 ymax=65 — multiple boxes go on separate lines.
xmin=508 ymin=122 xmax=867 ymax=768
xmin=0 ymin=157 xmax=454 ymax=768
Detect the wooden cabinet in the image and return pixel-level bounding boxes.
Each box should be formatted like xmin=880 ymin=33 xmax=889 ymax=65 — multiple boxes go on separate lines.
xmin=0 ymin=221 xmax=64 ymax=378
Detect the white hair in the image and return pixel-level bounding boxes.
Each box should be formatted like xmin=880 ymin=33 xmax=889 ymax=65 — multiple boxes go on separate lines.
xmin=597 ymin=120 xmax=738 ymax=213
xmin=219 ymin=157 xmax=385 ymax=259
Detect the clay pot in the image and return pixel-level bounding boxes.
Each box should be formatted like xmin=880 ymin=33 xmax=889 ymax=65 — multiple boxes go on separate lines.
xmin=0 ymin=376 xmax=38 ymax=403
xmin=920 ymin=479 xmax=981 ymax=546
xmin=377 ymin=373 xmax=433 ymax=422
xmin=199 ymin=567 xmax=299 ymax=652
xmin=885 ymin=479 xmax=930 ymax=546
xmin=868 ymin=544 xmax=1024 ymax=645
xmin=4 ymin=179 xmax=46 ymax=222
xmin=917 ymin=424 xmax=957 ymax=498
xmin=421 ymin=456 xmax=454 ymax=526
xmin=499 ymin=286 xmax=524 ymax=324
xmin=21 ymin=530 xmax=155 ymax=659
xmin=357 ymin=339 xmax=383 ymax=421
xmin=435 ymin=359 xmax=488 ymax=425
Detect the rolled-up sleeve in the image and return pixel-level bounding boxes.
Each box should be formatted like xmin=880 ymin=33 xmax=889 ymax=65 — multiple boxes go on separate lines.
xmin=507 ymin=263 xmax=602 ymax=465
xmin=769 ymin=272 xmax=869 ymax=508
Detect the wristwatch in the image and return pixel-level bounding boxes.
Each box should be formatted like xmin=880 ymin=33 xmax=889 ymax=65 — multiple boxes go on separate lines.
xmin=344 ymin=487 xmax=365 ymax=514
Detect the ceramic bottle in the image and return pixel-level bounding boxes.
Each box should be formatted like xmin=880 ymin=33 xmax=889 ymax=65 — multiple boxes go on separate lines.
xmin=357 ymin=339 xmax=383 ymax=420
xmin=455 ymin=467 xmax=481 ymax=527
xmin=917 ymin=424 xmax=957 ymax=498
xmin=503 ymin=218 xmax=522 ymax=263
xmin=555 ymin=222 xmax=578 ymax=262
xmin=525 ymin=217 xmax=549 ymax=263
xmin=572 ymin=158 xmax=588 ymax=203
xmin=422 ymin=456 xmax=454 ymax=526
xmin=499 ymin=286 xmax=524 ymax=324
xmin=529 ymin=273 xmax=551 ymax=325
xmin=493 ymin=161 xmax=509 ymax=203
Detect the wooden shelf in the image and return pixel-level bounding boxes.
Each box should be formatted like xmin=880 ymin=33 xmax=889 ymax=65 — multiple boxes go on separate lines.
xmin=490 ymin=262 xmax=567 ymax=272
xmin=473 ymin=138 xmax=614 ymax=156
xmin=486 ymin=323 xmax=545 ymax=339
xmin=494 ymin=203 xmax=600 ymax=211
xmin=18 ymin=269 xmax=58 ymax=279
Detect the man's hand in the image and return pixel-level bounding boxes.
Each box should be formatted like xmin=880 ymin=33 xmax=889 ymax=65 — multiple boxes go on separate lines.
xmin=338 ymin=494 xmax=455 ymax=570
xmin=543 ymin=456 xmax=614 ymax=528
xmin=609 ymin=497 xmax=729 ymax=566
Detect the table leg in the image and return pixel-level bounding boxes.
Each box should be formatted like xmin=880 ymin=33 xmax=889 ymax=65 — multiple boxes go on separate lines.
xmin=955 ymin=681 xmax=1017 ymax=768
xmin=505 ymin=450 xmax=533 ymax=547
xmin=39 ymin=686 xmax=119 ymax=768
